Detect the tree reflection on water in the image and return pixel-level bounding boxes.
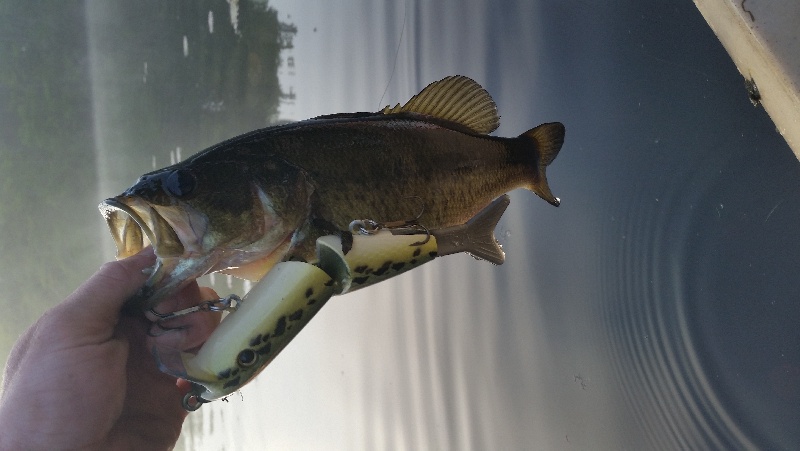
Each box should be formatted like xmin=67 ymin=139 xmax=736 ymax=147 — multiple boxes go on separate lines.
xmin=0 ymin=0 xmax=293 ymax=385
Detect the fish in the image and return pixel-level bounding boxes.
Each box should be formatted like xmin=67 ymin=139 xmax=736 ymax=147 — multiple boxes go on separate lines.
xmin=99 ymin=75 xmax=565 ymax=310
xmin=159 ymin=195 xmax=512 ymax=408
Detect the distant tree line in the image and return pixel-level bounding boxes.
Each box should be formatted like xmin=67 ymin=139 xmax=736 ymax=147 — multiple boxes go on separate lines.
xmin=0 ymin=0 xmax=294 ymax=354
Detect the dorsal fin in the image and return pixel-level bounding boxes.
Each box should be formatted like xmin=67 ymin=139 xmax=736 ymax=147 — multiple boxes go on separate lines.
xmin=380 ymin=75 xmax=500 ymax=134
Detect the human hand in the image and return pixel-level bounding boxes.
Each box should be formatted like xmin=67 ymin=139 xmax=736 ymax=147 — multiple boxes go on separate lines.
xmin=0 ymin=249 xmax=221 ymax=451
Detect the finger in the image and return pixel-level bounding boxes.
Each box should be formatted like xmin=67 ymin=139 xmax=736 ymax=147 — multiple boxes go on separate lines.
xmin=59 ymin=248 xmax=156 ymax=331
xmin=118 ymin=315 xmax=189 ymax=440
xmin=184 ymin=287 xmax=222 ymax=350
xmin=148 ymin=286 xmax=222 ymax=353
xmin=149 ymin=280 xmax=203 ymax=317
xmin=3 ymin=249 xmax=154 ymax=392
xmin=198 ymin=286 xmax=220 ymax=302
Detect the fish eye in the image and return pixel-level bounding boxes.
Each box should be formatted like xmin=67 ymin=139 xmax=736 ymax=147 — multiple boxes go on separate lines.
xmin=237 ymin=349 xmax=258 ymax=368
xmin=164 ymin=169 xmax=196 ymax=198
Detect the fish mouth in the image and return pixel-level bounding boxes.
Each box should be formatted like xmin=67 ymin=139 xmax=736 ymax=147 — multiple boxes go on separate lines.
xmin=99 ymin=197 xmax=186 ymax=259
xmin=100 ymin=197 xmax=217 ymax=310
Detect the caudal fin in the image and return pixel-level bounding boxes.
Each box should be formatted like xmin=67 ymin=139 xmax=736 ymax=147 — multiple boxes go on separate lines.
xmin=519 ymin=122 xmax=565 ymax=207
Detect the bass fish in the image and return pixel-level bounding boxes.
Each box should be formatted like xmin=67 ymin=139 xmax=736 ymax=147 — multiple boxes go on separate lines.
xmin=162 ymin=195 xmax=514 ymax=409
xmin=100 ymin=75 xmax=564 ymax=310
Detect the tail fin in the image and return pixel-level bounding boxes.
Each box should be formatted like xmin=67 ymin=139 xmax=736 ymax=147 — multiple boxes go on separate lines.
xmin=519 ymin=122 xmax=564 ymax=207
xmin=431 ymin=194 xmax=510 ymax=265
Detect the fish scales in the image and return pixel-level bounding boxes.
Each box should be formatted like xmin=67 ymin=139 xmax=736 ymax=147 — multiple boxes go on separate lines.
xmin=99 ymin=75 xmax=565 ymax=307
xmin=204 ymin=113 xmax=533 ymax=230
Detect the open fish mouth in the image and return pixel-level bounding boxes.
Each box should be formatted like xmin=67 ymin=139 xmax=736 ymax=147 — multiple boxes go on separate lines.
xmin=100 ymin=196 xmax=217 ymax=309
xmin=99 ymin=197 xmax=186 ymax=259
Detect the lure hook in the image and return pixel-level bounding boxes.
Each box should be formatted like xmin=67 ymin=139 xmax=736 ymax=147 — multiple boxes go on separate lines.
xmin=348 ymin=219 xmax=382 ymax=235
xmin=182 ymin=390 xmax=209 ymax=411
xmin=149 ymin=294 xmax=241 ymax=321
xmin=348 ymin=196 xmax=430 ymax=245
xmin=146 ymin=294 xmax=242 ymax=336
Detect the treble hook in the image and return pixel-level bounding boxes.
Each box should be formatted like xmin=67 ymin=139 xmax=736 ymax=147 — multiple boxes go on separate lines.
xmin=391 ymin=223 xmax=431 ymax=246
xmin=380 ymin=195 xmax=425 ymax=228
xmin=146 ymin=294 xmax=241 ymax=336
xmin=348 ymin=196 xmax=431 ymax=245
xmin=348 ymin=218 xmax=382 ymax=235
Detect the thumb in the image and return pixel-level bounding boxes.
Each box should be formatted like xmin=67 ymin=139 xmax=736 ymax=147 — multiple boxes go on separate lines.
xmin=61 ymin=248 xmax=156 ymax=329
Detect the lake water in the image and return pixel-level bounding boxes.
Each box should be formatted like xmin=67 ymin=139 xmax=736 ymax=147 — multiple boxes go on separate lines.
xmin=1 ymin=1 xmax=798 ymax=449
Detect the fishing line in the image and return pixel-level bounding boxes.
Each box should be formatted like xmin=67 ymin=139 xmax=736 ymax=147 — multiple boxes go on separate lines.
xmin=378 ymin=0 xmax=409 ymax=109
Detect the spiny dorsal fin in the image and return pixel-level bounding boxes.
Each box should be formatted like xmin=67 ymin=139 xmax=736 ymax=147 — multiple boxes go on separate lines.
xmin=380 ymin=75 xmax=500 ymax=134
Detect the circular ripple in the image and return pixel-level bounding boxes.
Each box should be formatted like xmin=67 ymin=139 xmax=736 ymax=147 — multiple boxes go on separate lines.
xmin=600 ymin=179 xmax=762 ymax=450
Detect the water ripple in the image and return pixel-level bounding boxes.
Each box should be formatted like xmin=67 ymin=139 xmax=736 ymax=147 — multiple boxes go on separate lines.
xmin=601 ymin=182 xmax=760 ymax=450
